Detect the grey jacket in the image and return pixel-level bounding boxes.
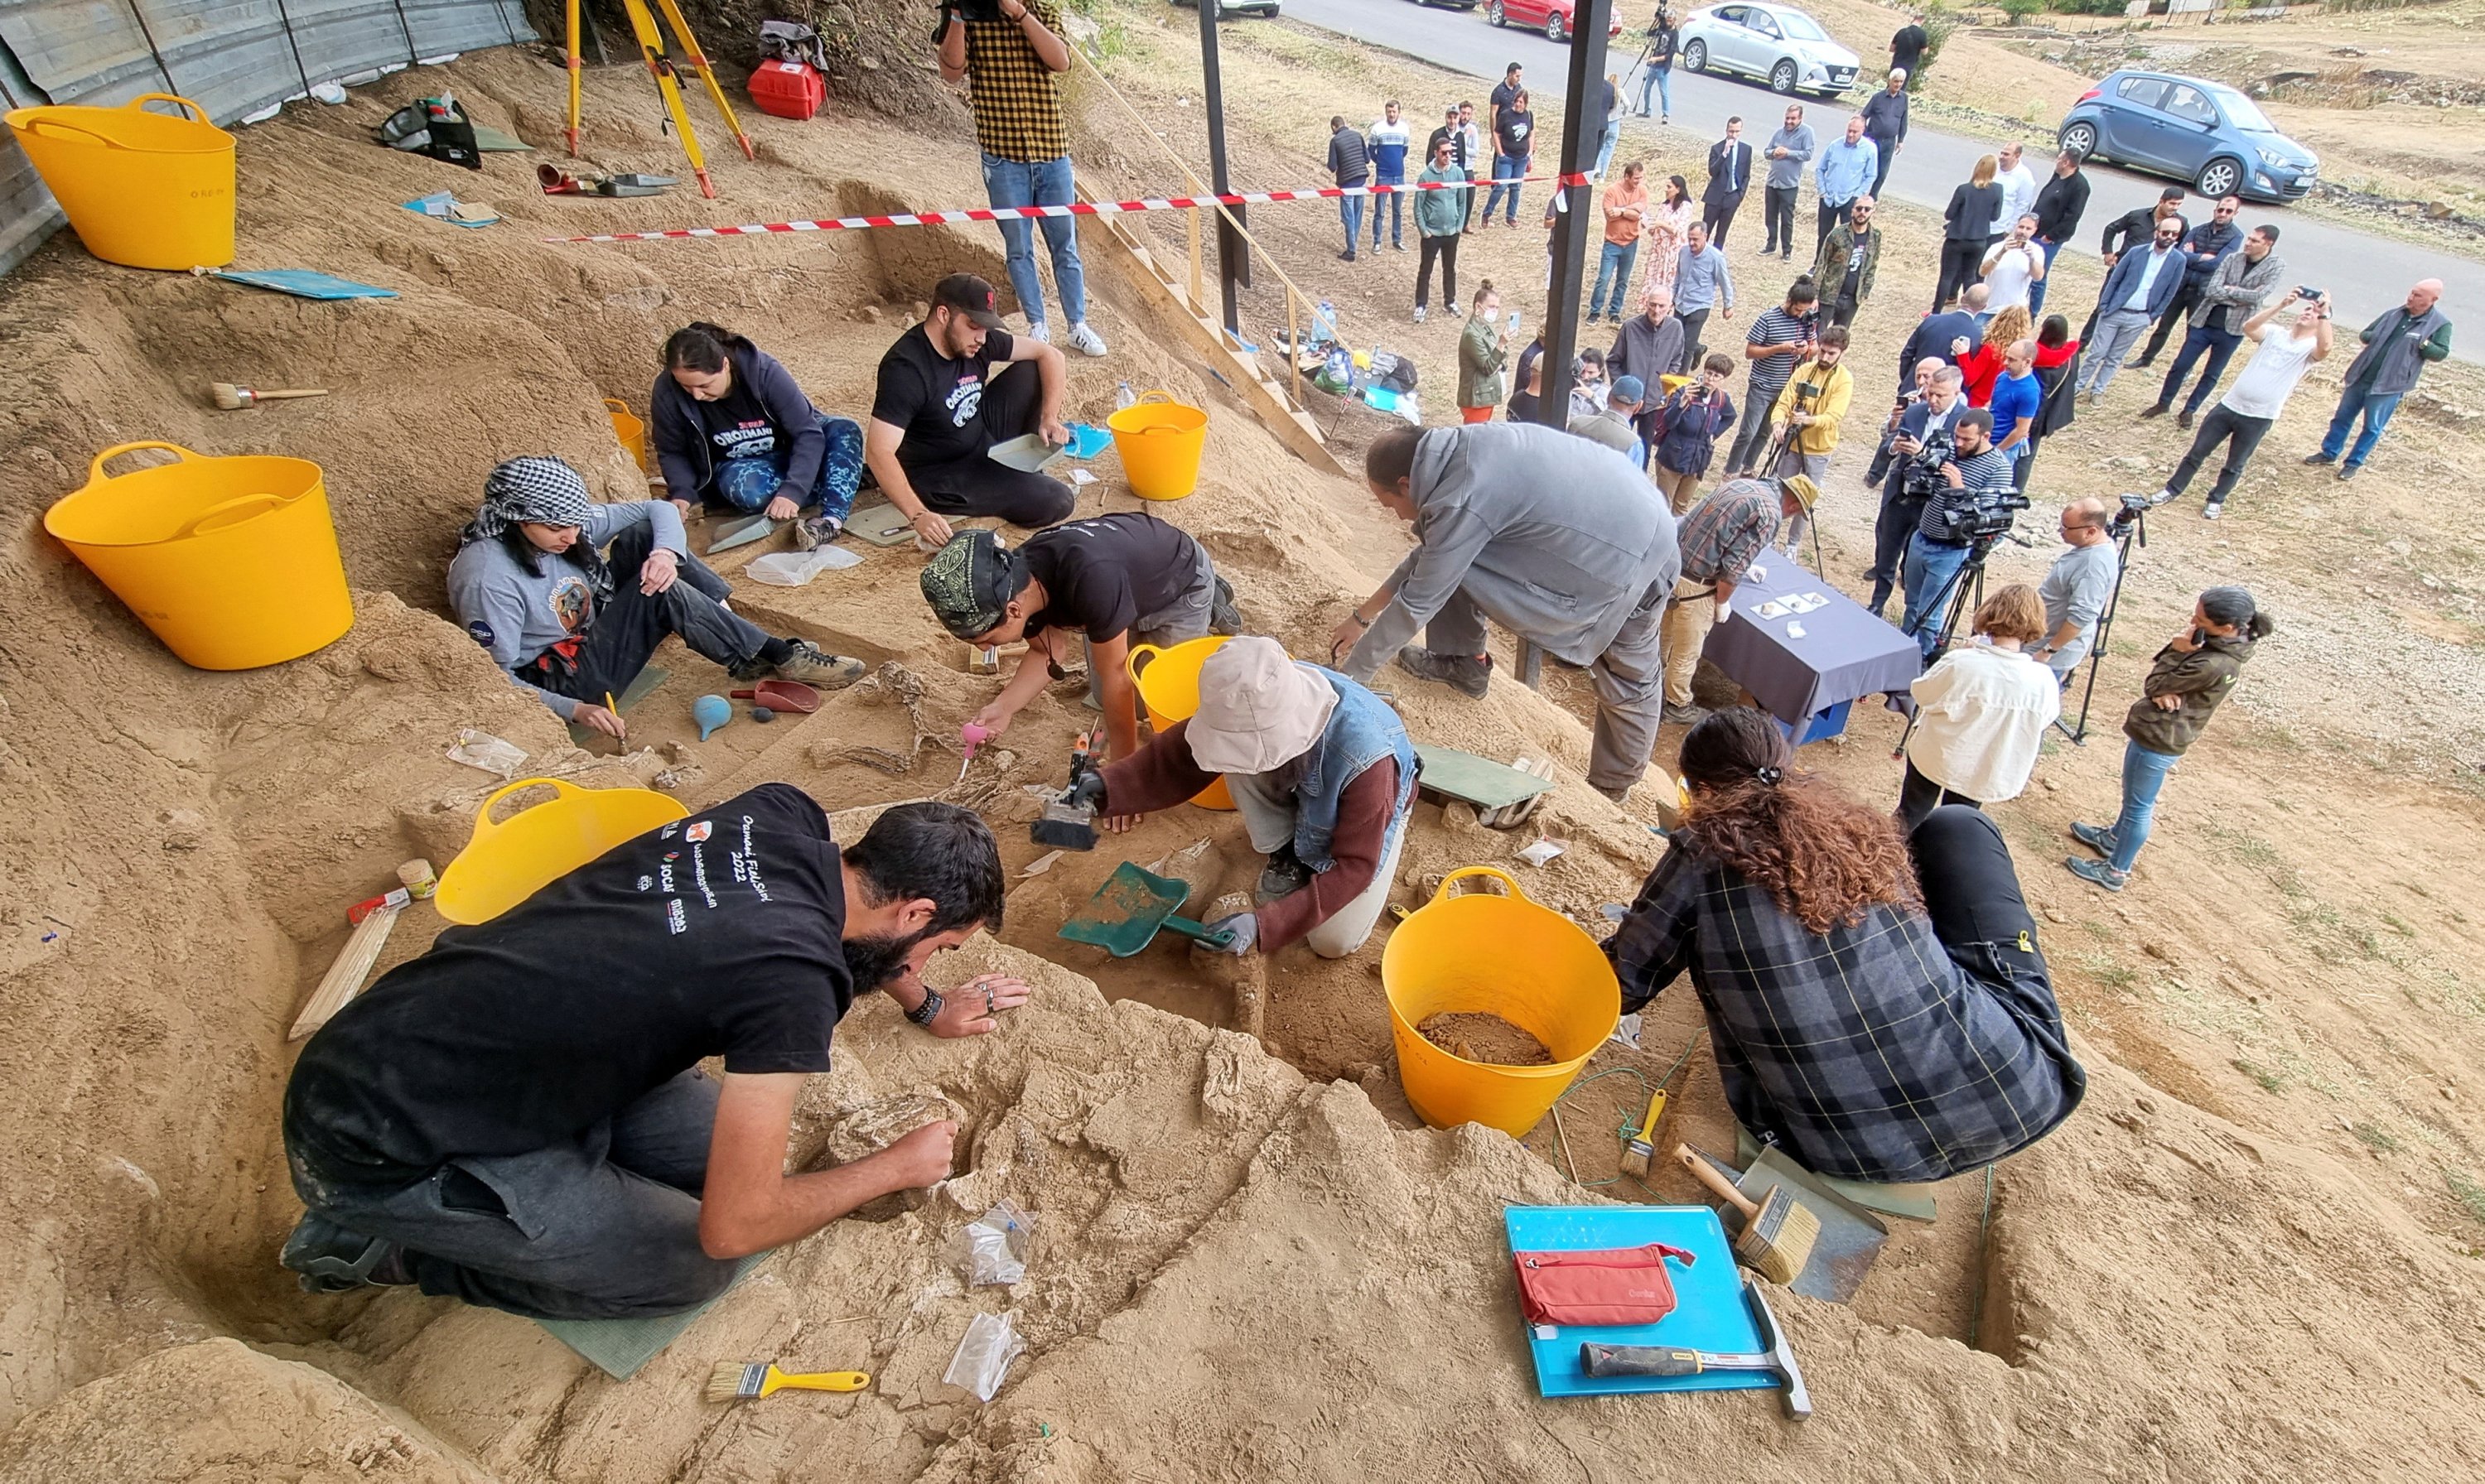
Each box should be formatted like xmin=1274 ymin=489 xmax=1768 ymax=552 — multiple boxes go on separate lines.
xmin=1343 ymin=423 xmax=1681 ymax=678
xmin=1764 ymin=126 xmax=1815 ymax=190
xmin=2343 ymin=305 xmax=2453 ymax=395
xmin=2190 ymin=247 xmax=2285 ymax=330
xmin=1609 ymin=311 xmax=1684 ymax=387
xmin=446 ymin=500 xmax=688 ymax=719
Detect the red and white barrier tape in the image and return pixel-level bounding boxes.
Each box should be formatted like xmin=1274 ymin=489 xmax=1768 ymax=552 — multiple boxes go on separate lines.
xmin=543 ymin=172 xmax=1596 ymax=244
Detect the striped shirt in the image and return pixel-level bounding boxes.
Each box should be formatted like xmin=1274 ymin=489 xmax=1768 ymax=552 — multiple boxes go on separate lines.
xmin=1742 ymin=308 xmax=1813 ymax=412
xmin=963 ymin=1 xmax=1067 ymax=163
xmin=1677 ymin=478 xmax=1783 ymax=586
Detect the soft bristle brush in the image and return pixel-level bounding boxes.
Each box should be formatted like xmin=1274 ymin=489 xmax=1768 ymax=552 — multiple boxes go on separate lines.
xmin=705 ymin=1361 xmax=871 ymax=1401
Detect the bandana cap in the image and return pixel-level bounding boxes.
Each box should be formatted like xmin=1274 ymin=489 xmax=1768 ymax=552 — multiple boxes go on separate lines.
xmin=919 ymin=529 xmax=1024 ymax=640
xmin=466 ymin=456 xmax=596 ymax=544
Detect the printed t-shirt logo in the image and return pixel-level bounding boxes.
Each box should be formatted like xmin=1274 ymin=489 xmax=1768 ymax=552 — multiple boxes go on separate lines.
xmin=687 ymin=821 xmax=713 ymax=843
xmin=946 ymin=372 xmax=983 ymax=430
xmin=466 ymin=619 xmax=495 ymax=648
xmin=547 ymin=573 xmax=592 ymax=635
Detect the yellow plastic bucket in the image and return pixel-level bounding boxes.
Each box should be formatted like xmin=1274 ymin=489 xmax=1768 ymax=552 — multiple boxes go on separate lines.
xmin=605 ymin=398 xmax=650 ymax=474
xmin=434 ymin=778 xmax=691 ymax=925
xmin=45 ymin=441 xmax=353 ymax=670
xmin=5 ymin=94 xmax=234 ymax=270
xmin=1105 ymin=390 xmax=1209 ymax=501
xmin=1382 ymin=867 xmax=1621 ymax=1138
xmin=1127 ymin=635 xmax=1236 ymax=810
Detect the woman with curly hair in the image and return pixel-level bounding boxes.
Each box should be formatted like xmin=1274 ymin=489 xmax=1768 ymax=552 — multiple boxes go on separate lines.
xmin=1605 ymin=708 xmax=2085 ymax=1183
xmin=1957 ymin=303 xmax=2032 ymax=408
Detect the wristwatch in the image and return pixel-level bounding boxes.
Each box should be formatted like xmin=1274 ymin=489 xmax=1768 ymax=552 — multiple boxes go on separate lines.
xmin=905 ymin=987 xmax=944 ymax=1028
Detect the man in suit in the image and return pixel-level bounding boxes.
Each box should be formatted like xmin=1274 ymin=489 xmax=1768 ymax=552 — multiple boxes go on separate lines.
xmin=1896 ymin=283 xmax=1984 ymax=385
xmin=2131 ymin=194 xmax=2241 ymax=370
xmin=1867 ymin=363 xmax=1966 ymax=619
xmin=2076 ymin=218 xmax=2185 ymax=402
xmin=1702 ymin=116 xmax=1753 ymax=248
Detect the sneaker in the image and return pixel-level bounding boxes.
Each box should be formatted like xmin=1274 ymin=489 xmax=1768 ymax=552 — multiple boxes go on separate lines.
xmin=2176 ymin=410 xmax=2194 ymax=431
xmin=1339 ymin=250 xmax=1357 ymax=263
xmin=1257 ymin=845 xmax=1314 ymax=903
xmin=1394 ymin=241 xmax=1409 ymax=252
xmin=1413 ymin=305 xmax=1427 ymax=324
xmin=281 ymin=1213 xmax=408 ymax=1294
xmin=2337 ymin=465 xmax=2360 ymax=482
xmin=1662 ymin=701 xmax=1708 ymax=726
xmin=2145 ymin=487 xmax=2177 ymax=507
xmin=2068 ymin=820 xmax=2116 ymax=855
xmin=1447 ymin=302 xmax=1464 ymax=319
xmin=2202 ymin=500 xmax=2223 ymax=521
xmin=1394 ymin=645 xmax=1491 ymax=699
xmin=2299 ymin=452 xmax=2331 ymax=467
xmin=792 ymin=513 xmax=842 ymax=551
xmin=2064 ymin=856 xmax=2127 ymax=893
xmin=2126 ymin=358 xmax=2154 ymax=370
xmin=1025 ymin=320 xmax=1051 ymax=344
xmin=1594 ymin=783 xmax=1632 ymax=804
xmin=1065 ymin=321 xmax=1109 ymax=357
xmin=1209 ymin=574 xmax=1242 ymax=635
xmin=2138 ymin=403 xmax=2168 ymax=420
xmin=739 ymin=638 xmax=866 ymax=690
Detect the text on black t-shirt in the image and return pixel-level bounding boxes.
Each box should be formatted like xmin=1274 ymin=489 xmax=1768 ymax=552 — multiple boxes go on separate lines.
xmin=871 ymin=322 xmax=1017 ymax=469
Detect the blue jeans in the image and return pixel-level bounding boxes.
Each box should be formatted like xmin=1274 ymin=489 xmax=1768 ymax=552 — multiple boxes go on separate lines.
xmin=2159 ymin=324 xmax=2242 ymax=415
xmin=1637 ymin=64 xmax=1671 ymax=116
xmin=2028 ymin=237 xmax=2063 ymax=318
xmin=1370 ymin=174 xmax=1403 ymax=247
xmin=1900 ymin=532 xmax=1971 ymax=662
xmin=2102 ymin=741 xmax=2180 ymax=874
xmin=1595 ymin=126 xmax=1619 ymax=181
xmin=712 ymin=413 xmax=864 ymax=526
xmin=1339 ymin=192 xmax=1366 ymax=255
xmin=1591 ymin=239 xmax=1639 ymax=318
xmin=981 ymin=152 xmax=1086 ymax=326
xmin=1485 ymin=155 xmax=1526 ymax=224
xmin=2319 ymin=384 xmax=2404 ymax=469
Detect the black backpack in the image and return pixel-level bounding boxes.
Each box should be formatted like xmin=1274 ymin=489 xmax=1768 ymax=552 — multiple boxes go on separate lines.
xmin=378 ymin=94 xmax=483 ymax=171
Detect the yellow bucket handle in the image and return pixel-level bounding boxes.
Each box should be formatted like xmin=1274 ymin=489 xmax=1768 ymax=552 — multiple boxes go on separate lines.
xmin=603 ymin=397 xmax=632 ymax=415
xmin=87 ymin=441 xmax=202 ymax=482
xmin=128 ymin=93 xmax=210 ymax=123
xmin=466 ymin=777 xmax=590 ymax=844
xmin=22 ymin=94 xmax=210 ymax=149
xmin=1136 ymin=389 xmax=1174 ymax=405
xmin=1125 ymin=641 xmax=1166 ymax=683
xmin=1431 ymin=865 xmax=1526 ymax=907
xmin=171 ymin=492 xmax=293 ymax=539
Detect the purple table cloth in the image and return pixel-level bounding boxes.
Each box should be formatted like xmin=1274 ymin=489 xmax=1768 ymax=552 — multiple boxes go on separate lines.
xmin=1699 ymin=558 xmax=1921 ymax=725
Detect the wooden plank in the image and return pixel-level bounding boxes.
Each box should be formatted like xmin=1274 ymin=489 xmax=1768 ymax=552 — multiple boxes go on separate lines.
xmin=289 ymin=903 xmax=401 ymax=1040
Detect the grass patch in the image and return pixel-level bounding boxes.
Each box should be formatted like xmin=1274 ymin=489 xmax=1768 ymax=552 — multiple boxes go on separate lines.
xmin=2352 ymin=1123 xmax=2401 ymax=1154
xmin=2232 ymin=1059 xmax=2285 ymax=1094
xmin=2203 ymin=825 xmax=2281 ymax=871
xmin=2447 ymin=1168 xmax=2485 ymax=1230
xmin=2381 ymin=913 xmax=2417 ymax=937
xmin=2079 ymin=952 xmax=2137 ymax=990
xmin=2081 ymin=920 xmax=2113 ymax=942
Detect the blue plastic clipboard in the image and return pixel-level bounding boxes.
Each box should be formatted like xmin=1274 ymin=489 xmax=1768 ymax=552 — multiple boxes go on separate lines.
xmin=1503 ymin=1204 xmax=1773 ymax=1400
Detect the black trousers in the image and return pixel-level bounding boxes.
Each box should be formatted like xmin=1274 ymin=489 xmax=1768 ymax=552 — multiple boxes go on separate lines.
xmin=1868 ymin=484 xmax=1927 ymax=617
xmin=2136 ymin=278 xmax=2205 ymax=364
xmin=1867 ymin=142 xmax=1895 ymax=201
xmin=1702 ymin=196 xmax=1743 ymax=247
xmin=532 ymin=524 xmax=772 ymax=706
xmin=1416 ymin=233 xmax=1460 ymax=310
xmin=1761 ymin=186 xmax=1799 ymax=254
xmin=1933 ymin=238 xmax=1984 ymax=310
xmin=1674 ymin=308 xmax=1711 ymax=373
xmin=1825 ymin=290 xmax=1860 ymax=330
xmin=1816 ymin=198 xmax=1850 ymax=253
xmin=2164 ymin=404 xmax=2274 ymax=506
xmin=1908 ymin=806 xmax=2061 ymax=1009
xmin=1897 ymin=760 xmax=1982 ymax=832
xmin=897 ymin=361 xmax=1076 ymax=528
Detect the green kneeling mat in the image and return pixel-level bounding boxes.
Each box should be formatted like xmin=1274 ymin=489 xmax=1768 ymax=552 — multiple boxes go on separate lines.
xmin=566 ymin=665 xmax=669 ymax=747
xmin=534 ymin=1252 xmax=767 ymax=1379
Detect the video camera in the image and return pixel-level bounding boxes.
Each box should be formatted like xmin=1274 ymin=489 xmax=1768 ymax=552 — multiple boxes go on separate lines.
xmin=1960 ymin=489 xmax=2033 ymax=542
xmin=1898 ymin=430 xmax=1957 ymax=498
xmin=940 ymin=0 xmax=1006 ymax=26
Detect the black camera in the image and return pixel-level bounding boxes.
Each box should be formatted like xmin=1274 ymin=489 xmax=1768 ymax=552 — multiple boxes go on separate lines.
xmin=2297 ymin=286 xmax=2323 ymax=302
xmin=1963 ymin=490 xmax=2032 ymax=540
xmin=943 ymin=0 xmax=1006 ymax=24
xmin=1899 ymin=430 xmax=1956 ymax=498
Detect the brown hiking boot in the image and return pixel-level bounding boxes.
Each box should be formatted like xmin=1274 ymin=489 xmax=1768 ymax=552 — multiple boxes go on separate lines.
xmin=1394 ymin=646 xmax=1491 ymax=699
xmin=766 ymin=638 xmax=865 ymax=690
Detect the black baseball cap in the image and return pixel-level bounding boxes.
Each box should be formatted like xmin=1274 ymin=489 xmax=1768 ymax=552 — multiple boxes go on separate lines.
xmin=933 ymin=272 xmax=1007 ymax=330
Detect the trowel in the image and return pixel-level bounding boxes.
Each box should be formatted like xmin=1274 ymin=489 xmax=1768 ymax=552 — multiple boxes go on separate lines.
xmin=707 ymin=513 xmax=779 ymax=554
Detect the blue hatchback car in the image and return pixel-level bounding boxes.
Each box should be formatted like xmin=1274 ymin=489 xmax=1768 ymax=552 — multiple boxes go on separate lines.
xmin=2057 ymin=70 xmax=2319 ymax=204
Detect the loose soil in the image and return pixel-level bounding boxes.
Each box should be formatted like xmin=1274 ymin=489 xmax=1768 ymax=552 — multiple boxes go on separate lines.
xmin=1419 ymin=1011 xmax=1556 ymax=1066
xmin=2 ymin=4 xmax=2483 ymax=1481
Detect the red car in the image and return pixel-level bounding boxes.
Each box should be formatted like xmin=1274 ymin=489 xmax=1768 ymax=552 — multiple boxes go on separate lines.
xmin=1483 ymin=0 xmax=1624 ymax=43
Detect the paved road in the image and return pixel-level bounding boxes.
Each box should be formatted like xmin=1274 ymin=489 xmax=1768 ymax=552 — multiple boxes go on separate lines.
xmin=1276 ymin=0 xmax=2478 ymax=362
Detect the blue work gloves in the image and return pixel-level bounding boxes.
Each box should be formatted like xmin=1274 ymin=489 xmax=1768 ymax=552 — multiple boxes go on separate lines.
xmin=1201 ymin=911 xmax=1258 ymax=956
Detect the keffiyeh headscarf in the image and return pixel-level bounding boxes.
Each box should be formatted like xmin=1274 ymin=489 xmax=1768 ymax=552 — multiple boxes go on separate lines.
xmin=919 ymin=529 xmax=1025 ymax=641
xmin=463 ymin=456 xmax=613 ymax=600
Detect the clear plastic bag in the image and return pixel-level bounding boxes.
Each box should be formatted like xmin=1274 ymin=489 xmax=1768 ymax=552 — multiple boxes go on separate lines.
xmin=942 ymin=1309 xmax=1025 ymax=1402
xmin=961 ymin=1199 xmax=1033 ymax=1287
xmin=446 ymin=729 xmax=525 ymax=778
xmin=747 ymin=547 xmax=861 ymax=586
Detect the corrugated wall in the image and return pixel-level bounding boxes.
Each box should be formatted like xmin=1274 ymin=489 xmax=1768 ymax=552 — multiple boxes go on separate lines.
xmin=0 ymin=0 xmax=534 ymax=277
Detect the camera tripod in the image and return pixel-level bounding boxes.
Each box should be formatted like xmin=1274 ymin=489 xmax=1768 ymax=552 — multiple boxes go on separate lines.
xmin=565 ymin=0 xmax=753 ymax=198
xmin=1889 ymin=521 xmax=2032 ymax=758
xmin=2052 ymin=502 xmax=2145 ymax=744
xmin=1758 ymin=421 xmax=1827 ymax=576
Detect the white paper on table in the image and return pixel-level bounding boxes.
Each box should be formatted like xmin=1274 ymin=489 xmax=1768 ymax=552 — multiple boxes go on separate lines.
xmin=1786 ymin=621 xmax=1807 ymax=639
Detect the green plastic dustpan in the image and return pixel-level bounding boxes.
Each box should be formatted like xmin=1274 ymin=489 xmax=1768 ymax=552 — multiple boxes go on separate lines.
xmin=1059 ymin=862 xmax=1236 ymax=957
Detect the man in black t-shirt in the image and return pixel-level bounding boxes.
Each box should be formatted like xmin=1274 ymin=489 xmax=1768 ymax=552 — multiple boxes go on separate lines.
xmin=1889 ymin=17 xmax=1928 ymax=80
xmin=866 ymin=272 xmax=1075 ymax=544
xmin=919 ymin=516 xmax=1235 ymax=760
xmin=279 ymin=788 xmax=1015 ymax=1320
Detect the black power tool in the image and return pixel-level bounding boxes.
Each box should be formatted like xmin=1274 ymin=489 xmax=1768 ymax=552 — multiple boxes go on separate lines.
xmin=1030 ymin=733 xmax=1107 ymax=851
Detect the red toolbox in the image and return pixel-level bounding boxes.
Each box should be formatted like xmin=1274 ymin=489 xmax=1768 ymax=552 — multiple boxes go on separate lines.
xmin=748 ymin=60 xmax=823 ymax=122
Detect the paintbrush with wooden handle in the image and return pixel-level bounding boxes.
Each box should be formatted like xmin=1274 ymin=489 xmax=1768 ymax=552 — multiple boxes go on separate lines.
xmin=212 ymin=382 xmax=330 ymax=410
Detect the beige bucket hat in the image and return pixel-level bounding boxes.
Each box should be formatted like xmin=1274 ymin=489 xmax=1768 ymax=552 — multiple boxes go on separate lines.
xmin=1185 ymin=638 xmax=1337 ymax=776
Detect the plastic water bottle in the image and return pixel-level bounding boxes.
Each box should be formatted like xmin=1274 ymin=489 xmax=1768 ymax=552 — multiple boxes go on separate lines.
xmin=1114 ymin=381 xmax=1136 ymax=411
xmin=1313 ymin=299 xmax=1339 ymax=344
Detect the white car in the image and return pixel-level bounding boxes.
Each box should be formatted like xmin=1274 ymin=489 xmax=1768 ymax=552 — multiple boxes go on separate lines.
xmin=1677 ymin=3 xmax=1860 ymax=100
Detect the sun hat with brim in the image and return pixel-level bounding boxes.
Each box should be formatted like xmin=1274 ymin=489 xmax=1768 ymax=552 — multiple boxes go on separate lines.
xmin=1186 ymin=638 xmax=1338 ymax=776
xmin=1778 ymin=474 xmax=1820 ymax=511
xmin=919 ymin=529 xmax=1025 ymax=640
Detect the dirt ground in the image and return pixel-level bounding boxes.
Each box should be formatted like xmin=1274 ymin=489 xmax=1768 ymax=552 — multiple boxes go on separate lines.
xmin=2 ymin=4 xmax=2484 ymax=1479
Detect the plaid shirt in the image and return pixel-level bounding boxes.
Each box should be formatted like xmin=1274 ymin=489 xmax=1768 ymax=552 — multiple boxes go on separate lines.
xmin=1675 ymin=478 xmax=1780 ymax=586
xmin=963 ymin=1 xmax=1068 ymax=163
xmin=1604 ymin=842 xmax=2085 ymax=1183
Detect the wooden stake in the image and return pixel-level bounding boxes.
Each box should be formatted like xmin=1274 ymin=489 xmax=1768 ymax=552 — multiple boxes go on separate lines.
xmin=289 ymin=903 xmax=402 ymax=1041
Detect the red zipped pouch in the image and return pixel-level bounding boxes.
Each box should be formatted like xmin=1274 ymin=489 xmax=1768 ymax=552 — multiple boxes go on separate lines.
xmin=1512 ymin=1242 xmax=1698 ymax=1329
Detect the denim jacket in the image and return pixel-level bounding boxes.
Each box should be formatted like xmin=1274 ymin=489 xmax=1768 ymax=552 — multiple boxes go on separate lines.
xmin=1285 ymin=668 xmax=1419 ymax=873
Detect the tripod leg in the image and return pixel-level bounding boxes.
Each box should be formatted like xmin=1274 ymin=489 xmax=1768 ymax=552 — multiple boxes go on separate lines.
xmin=653 ymin=0 xmax=755 ymax=160
xmin=618 ymin=0 xmax=714 ymax=196
xmin=565 ymin=0 xmax=583 ymax=155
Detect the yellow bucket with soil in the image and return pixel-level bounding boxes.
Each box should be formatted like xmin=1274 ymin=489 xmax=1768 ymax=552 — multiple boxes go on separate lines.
xmin=1382 ymin=867 xmax=1621 ymax=1138
xmin=1127 ymin=635 xmax=1237 ymax=810
xmin=435 ymin=778 xmax=691 ymax=924
xmin=5 ymin=94 xmax=234 ymax=270
xmin=1106 ymin=391 xmax=1209 ymax=501
xmin=45 ymin=441 xmax=353 ymax=670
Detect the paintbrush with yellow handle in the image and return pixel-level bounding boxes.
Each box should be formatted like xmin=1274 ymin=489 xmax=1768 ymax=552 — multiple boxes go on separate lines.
xmin=1617 ymin=1086 xmax=1669 ymax=1181
xmin=705 ymin=1362 xmax=871 ymax=1402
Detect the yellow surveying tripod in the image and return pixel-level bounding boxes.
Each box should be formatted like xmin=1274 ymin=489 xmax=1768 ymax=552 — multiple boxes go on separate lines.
xmin=565 ymin=0 xmax=754 ymax=198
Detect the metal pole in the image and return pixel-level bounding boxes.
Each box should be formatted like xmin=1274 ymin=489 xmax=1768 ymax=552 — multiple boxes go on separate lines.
xmin=1535 ymin=0 xmax=1614 ymax=431
xmin=1198 ymin=2 xmax=1247 ymax=333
